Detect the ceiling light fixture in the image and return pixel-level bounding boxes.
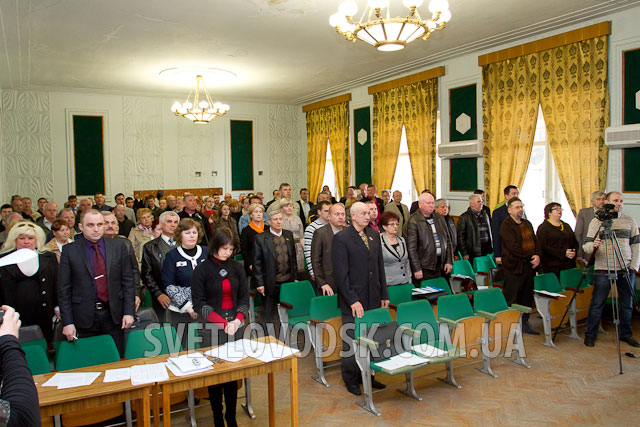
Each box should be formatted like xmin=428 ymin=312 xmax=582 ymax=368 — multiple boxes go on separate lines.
xmin=329 ymin=0 xmax=452 ymax=52
xmin=170 ymin=75 xmax=229 ymax=124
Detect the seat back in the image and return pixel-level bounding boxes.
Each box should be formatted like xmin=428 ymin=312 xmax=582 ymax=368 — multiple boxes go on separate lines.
xmin=534 ymin=272 xmax=563 ymax=293
xmin=124 ymin=324 xmax=183 ymax=360
xmin=55 ymin=335 xmax=120 ymax=371
xmin=279 ymin=280 xmax=315 ymax=318
xmin=396 ymin=301 xmax=439 ymax=345
xmin=421 ymin=277 xmax=452 ymax=295
xmin=559 ymin=268 xmax=585 ymax=290
xmin=387 ymin=283 xmax=414 ymax=305
xmin=473 ymin=255 xmax=497 ymax=273
xmin=474 ymin=288 xmax=509 ymax=314
xmin=23 ymin=344 xmax=51 ymax=375
xmin=309 ymin=295 xmax=340 ymax=321
xmin=452 ymin=259 xmax=475 ymax=278
xmin=18 ymin=325 xmax=45 ymax=344
xmin=354 ymin=308 xmax=393 ymax=340
xmin=437 ymin=294 xmax=475 ymax=321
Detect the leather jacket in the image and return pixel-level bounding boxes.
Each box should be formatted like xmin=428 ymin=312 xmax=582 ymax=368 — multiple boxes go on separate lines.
xmin=141 ymin=237 xmax=174 ymax=299
xmin=406 ymin=211 xmax=453 ymax=272
xmin=457 ymin=208 xmax=493 ymax=258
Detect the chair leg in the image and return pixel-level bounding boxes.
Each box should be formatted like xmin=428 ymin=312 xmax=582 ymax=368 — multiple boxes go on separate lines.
xmin=566 ymin=301 xmax=581 ymax=341
xmin=187 ymin=389 xmax=197 ymax=427
xmin=510 ymin=322 xmax=531 ymax=369
xmin=398 ymin=372 xmax=422 ymax=401
xmin=54 ymin=415 xmax=62 ymax=427
xmin=356 ymin=370 xmax=381 ymax=416
xmin=241 ymin=378 xmax=257 ymax=419
xmin=534 ymin=298 xmax=558 ymax=349
xmin=438 ymin=361 xmax=462 ymax=389
xmin=309 ymin=325 xmax=329 ymax=387
xmin=478 ymin=325 xmax=498 ymax=378
xmin=124 ymin=400 xmax=133 ymax=427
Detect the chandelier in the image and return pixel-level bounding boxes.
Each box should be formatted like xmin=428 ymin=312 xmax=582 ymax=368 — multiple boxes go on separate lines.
xmin=170 ymin=75 xmax=229 ymax=124
xmin=330 ymin=0 xmax=452 ymax=51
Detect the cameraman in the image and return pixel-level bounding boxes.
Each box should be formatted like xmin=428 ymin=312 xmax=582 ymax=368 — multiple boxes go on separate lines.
xmin=583 ymin=192 xmax=640 ymax=348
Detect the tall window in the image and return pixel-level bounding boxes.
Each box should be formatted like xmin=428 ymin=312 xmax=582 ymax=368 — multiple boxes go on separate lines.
xmin=322 ymin=139 xmax=337 ymax=200
xmin=520 ymin=105 xmax=576 ymax=230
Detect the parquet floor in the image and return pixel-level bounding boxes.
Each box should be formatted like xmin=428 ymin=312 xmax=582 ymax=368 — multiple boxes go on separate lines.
xmin=169 ymin=315 xmax=640 ymax=426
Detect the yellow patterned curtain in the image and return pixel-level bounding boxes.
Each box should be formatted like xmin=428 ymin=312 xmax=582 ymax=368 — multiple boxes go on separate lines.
xmin=306 ymin=108 xmax=329 ymax=202
xmin=482 ymin=54 xmax=540 ymax=209
xmin=539 ymin=36 xmax=609 ymax=215
xmin=404 ymin=79 xmax=439 ymax=193
xmin=372 ymin=88 xmax=404 ymax=191
xmin=328 ymin=102 xmax=351 ymax=199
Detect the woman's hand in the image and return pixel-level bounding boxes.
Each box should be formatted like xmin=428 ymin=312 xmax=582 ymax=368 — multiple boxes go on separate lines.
xmin=565 ymin=249 xmax=576 ymax=259
xmin=186 ymin=306 xmax=198 ymax=320
xmin=225 ymin=319 xmax=242 ymax=335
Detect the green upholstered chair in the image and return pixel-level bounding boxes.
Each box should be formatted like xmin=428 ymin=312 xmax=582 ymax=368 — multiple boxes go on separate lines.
xmin=437 ymin=294 xmax=486 ymax=367
xmin=387 ymin=283 xmax=415 ymax=319
xmin=534 ymin=273 xmax=579 ymax=348
xmin=559 ymin=267 xmax=594 ymax=322
xmin=23 ymin=343 xmax=51 ymax=375
xmin=278 ymin=280 xmax=316 ymax=347
xmin=473 ymin=255 xmax=497 ymax=287
xmin=124 ymin=324 xmax=183 ymax=360
xmin=307 ymin=295 xmax=342 ymax=387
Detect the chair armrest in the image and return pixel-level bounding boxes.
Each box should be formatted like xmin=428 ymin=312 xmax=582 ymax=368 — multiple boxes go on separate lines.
xmin=476 ymin=310 xmax=497 ymax=320
xmin=355 ymin=336 xmax=378 ymax=350
xmin=476 ymin=271 xmax=489 ymax=276
xmin=309 ymin=318 xmax=326 ymax=326
xmin=279 ymin=302 xmax=293 ymax=310
xmin=510 ymin=304 xmax=532 ymax=314
xmin=249 ymin=290 xmax=258 ymax=298
xmin=438 ymin=317 xmax=458 ymax=328
xmin=389 ymin=303 xmax=398 ymax=311
xmin=565 ymin=287 xmax=584 ymax=294
xmin=398 ymin=326 xmax=421 ymax=339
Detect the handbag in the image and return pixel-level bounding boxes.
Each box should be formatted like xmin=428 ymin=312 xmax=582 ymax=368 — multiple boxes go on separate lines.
xmin=364 ymin=321 xmax=402 ymax=361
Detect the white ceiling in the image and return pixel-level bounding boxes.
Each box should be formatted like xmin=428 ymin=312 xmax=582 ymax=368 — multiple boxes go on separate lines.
xmin=0 ymin=0 xmax=638 ymax=105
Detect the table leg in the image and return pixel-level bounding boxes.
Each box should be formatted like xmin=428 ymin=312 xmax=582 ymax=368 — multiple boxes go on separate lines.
xmin=162 ymin=384 xmax=171 ymax=427
xmin=140 ymin=387 xmax=151 ymax=427
xmin=268 ymin=372 xmax=275 ymax=427
xmin=152 ymin=384 xmax=160 ymax=427
xmin=290 ymin=357 xmax=298 ymax=427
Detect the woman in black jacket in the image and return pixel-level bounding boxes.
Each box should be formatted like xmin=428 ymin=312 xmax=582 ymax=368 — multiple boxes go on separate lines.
xmin=192 ymin=228 xmax=249 ymax=427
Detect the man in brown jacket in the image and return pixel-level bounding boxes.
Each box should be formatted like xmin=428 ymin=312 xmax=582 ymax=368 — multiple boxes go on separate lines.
xmin=499 ymin=197 xmax=541 ymax=335
xmin=311 ymin=204 xmax=346 ymax=296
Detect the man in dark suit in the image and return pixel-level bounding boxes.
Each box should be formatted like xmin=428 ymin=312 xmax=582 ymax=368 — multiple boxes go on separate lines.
xmin=332 ymin=201 xmax=389 ymax=396
xmin=311 ymin=204 xmax=346 ymax=296
xmin=253 ymin=211 xmax=298 ymax=328
xmin=58 ymin=209 xmax=135 ymax=356
xmin=179 ymin=194 xmax=210 ymax=245
xmin=491 ymin=185 xmax=520 ymax=265
xmin=296 ymin=188 xmax=313 ymax=227
xmin=574 ymin=190 xmax=605 ymax=263
xmin=141 ymin=211 xmax=179 ymax=321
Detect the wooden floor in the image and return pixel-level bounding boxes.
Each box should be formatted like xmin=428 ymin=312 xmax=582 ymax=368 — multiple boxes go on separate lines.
xmin=167 ymin=315 xmax=640 ymax=427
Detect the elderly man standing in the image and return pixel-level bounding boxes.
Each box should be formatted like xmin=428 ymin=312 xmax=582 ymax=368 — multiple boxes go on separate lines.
xmin=499 ymin=197 xmax=540 ymax=335
xmin=114 ymin=193 xmax=136 ymax=223
xmin=406 ymin=192 xmax=453 ymax=284
xmin=457 ymin=194 xmax=493 ymax=263
xmin=332 ymin=201 xmax=388 ymax=395
xmin=435 ymin=199 xmax=457 ymax=257
xmin=36 ymin=202 xmax=58 ymax=233
xmin=113 ymin=204 xmax=135 ymax=238
xmin=574 ymin=190 xmax=606 ymax=264
xmin=311 ymin=203 xmax=346 ymax=296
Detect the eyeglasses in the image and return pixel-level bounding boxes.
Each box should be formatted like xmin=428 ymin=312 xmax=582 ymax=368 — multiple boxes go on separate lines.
xmin=552 ymin=207 xmax=563 ymax=211
xmin=386 ymin=222 xmax=399 ymax=227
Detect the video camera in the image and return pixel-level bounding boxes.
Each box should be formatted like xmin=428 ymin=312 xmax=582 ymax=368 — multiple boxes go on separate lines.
xmin=595 ymin=203 xmax=618 ymax=221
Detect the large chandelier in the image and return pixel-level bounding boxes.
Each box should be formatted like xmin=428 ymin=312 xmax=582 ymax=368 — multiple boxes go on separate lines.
xmin=330 ymin=0 xmax=452 ymax=51
xmin=170 ymin=75 xmax=229 ymax=124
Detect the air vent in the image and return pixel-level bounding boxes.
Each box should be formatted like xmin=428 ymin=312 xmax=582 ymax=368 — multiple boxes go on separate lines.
xmin=605 ymin=124 xmax=640 ymax=148
xmin=437 ymin=140 xmax=483 ymax=159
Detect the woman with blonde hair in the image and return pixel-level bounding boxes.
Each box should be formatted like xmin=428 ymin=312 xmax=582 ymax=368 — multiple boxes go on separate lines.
xmin=240 ymin=203 xmax=266 ymax=280
xmin=45 ymin=218 xmax=73 ymax=262
xmin=129 ymin=207 xmax=154 ymax=266
xmin=0 ymin=221 xmax=59 ymax=342
xmin=279 ymin=198 xmax=305 ymax=271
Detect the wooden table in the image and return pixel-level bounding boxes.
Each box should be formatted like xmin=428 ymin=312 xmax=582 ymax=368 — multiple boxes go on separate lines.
xmin=151 ymin=337 xmax=299 ymax=427
xmin=35 ymin=359 xmax=154 ymax=427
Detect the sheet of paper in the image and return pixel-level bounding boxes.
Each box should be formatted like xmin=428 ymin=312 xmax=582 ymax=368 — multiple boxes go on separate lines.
xmin=534 ymin=290 xmax=566 ymax=298
xmin=168 ymin=352 xmax=213 ymax=373
xmin=103 ymin=367 xmax=131 ymax=383
xmin=249 ymin=342 xmax=300 ymax=363
xmin=412 ymin=343 xmax=448 ymax=358
xmin=51 ymin=372 xmax=101 ymax=389
xmin=412 ymin=287 xmax=429 ymax=294
xmin=130 ymin=363 xmax=169 ymax=385
xmin=205 ymin=343 xmax=249 ymax=362
xmin=374 ymin=353 xmax=428 ymax=371
xmin=165 ymin=361 xmax=213 ymax=377
xmin=0 ymin=248 xmax=38 ymax=267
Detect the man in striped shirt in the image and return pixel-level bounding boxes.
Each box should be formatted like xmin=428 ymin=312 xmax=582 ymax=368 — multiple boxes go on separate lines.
xmin=303 ymin=200 xmax=331 ymax=284
xmin=583 ymin=191 xmax=640 ymax=348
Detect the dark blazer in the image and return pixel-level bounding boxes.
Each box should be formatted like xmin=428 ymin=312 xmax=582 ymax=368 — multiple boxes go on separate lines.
xmin=178 ymin=210 xmax=210 ymax=246
xmin=457 ymin=207 xmax=493 ymax=258
xmin=115 ymin=235 xmax=142 ymax=299
xmin=297 ymin=200 xmax=314 ymax=227
xmin=240 ymin=225 xmax=265 ymax=277
xmin=409 ymin=201 xmax=420 ymax=215
xmin=311 ymin=224 xmax=341 ymax=293
xmin=141 ymin=236 xmax=174 ymax=299
xmin=118 ymin=218 xmax=136 ymax=238
xmin=574 ymin=207 xmax=595 ymax=258
xmin=490 ymin=204 xmax=509 ymax=258
xmin=536 ymin=220 xmax=578 ymax=276
xmin=332 ymin=225 xmax=389 ymax=315
xmin=192 ymin=258 xmax=249 ymax=320
xmin=499 ymin=217 xmax=541 ymax=275
xmin=253 ymin=230 xmax=298 ymax=295
xmin=406 ymin=212 xmax=454 ymax=273
xmin=58 ymin=236 xmax=135 ymax=328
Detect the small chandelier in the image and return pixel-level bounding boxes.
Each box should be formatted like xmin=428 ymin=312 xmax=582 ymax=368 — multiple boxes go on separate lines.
xmin=171 ymin=75 xmax=229 ymax=124
xmin=330 ymin=0 xmax=452 ymax=52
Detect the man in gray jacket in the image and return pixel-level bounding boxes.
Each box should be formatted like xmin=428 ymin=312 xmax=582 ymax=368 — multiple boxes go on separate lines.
xmin=457 ymin=194 xmax=493 ymax=263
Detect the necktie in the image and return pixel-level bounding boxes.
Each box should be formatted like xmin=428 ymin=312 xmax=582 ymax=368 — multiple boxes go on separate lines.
xmin=92 ymin=243 xmax=108 ymax=302
xmin=168 ymin=238 xmax=175 ymax=246
xmin=359 ymin=231 xmax=370 ymax=250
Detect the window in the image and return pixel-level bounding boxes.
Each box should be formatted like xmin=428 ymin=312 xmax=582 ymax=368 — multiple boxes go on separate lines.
xmin=322 ymin=139 xmax=337 ymax=200
xmin=520 ymin=105 xmax=576 ymax=230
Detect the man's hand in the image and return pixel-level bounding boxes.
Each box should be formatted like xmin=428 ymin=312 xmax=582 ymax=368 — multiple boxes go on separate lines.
xmin=463 ymin=255 xmax=470 ymax=260
xmin=531 ymin=255 xmax=540 ymax=269
xmin=381 ymin=300 xmax=389 ymax=308
xmin=414 ymin=270 xmax=423 ymax=280
xmin=443 ymin=263 xmax=452 ymax=274
xmin=157 ymin=294 xmax=171 ymax=309
xmin=122 ymin=315 xmax=134 ymax=329
xmin=565 ymin=249 xmax=576 ymax=259
xmin=495 ymin=257 xmax=502 ymax=264
xmin=593 ymin=237 xmax=602 ymax=248
xmin=135 ymin=296 xmax=141 ymax=312
xmin=257 ymin=286 xmax=265 ymax=295
xmin=225 ymin=319 xmax=242 ymax=335
xmin=186 ymin=307 xmax=198 ymax=320
xmin=63 ymin=324 xmax=77 ymax=341
xmin=0 ymin=306 xmax=21 ymax=338
xmin=321 ymin=284 xmax=334 ymax=296
xmin=351 ymin=301 xmax=364 ymax=318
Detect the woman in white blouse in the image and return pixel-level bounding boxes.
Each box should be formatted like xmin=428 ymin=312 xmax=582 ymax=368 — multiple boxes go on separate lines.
xmin=379 ymin=211 xmax=411 ymax=286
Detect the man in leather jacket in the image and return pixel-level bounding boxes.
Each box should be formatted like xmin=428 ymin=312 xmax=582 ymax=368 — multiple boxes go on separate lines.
xmin=406 ymin=192 xmax=454 ymax=284
xmin=141 ymin=211 xmax=179 ymax=321
xmin=457 ymin=194 xmax=493 ymax=263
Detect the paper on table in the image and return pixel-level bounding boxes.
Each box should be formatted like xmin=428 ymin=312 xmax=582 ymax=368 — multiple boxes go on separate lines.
xmin=250 ymin=343 xmax=300 ymax=363
xmin=168 ymin=353 xmax=213 ymax=373
xmin=205 ymin=342 xmax=250 ymax=362
xmin=534 ymin=290 xmax=566 ymax=298
xmin=412 ymin=343 xmax=448 ymax=358
xmin=165 ymin=361 xmax=213 ymax=377
xmin=130 ymin=363 xmax=169 ymax=385
xmin=375 ymin=352 xmax=428 ymax=371
xmin=104 ymin=367 xmax=131 ymax=383
xmin=43 ymin=372 xmax=101 ymax=390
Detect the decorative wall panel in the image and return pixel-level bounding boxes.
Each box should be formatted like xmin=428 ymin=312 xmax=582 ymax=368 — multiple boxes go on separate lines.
xmin=175 ymin=117 xmax=216 ymax=188
xmin=122 ymin=96 xmax=165 ymax=194
xmin=1 ymin=90 xmax=53 ymax=201
xmin=268 ymin=104 xmax=306 ymax=194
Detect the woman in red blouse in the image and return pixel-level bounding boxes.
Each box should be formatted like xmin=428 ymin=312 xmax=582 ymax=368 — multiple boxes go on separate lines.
xmin=192 ymin=227 xmax=249 ymax=427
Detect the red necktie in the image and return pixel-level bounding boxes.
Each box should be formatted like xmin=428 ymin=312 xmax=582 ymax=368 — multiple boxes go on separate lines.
xmin=92 ymin=243 xmax=109 ymax=302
